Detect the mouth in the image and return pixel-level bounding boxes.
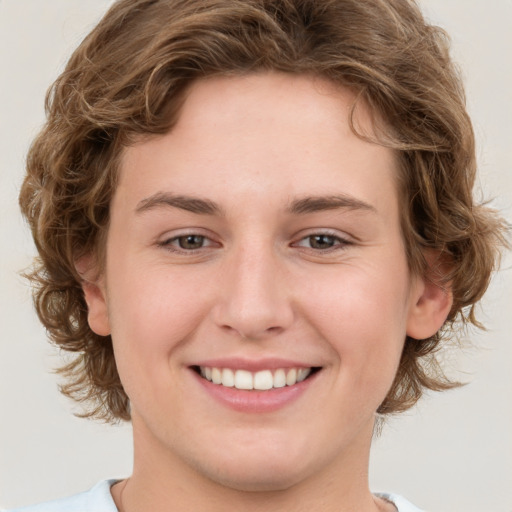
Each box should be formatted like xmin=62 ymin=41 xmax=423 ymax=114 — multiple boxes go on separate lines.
xmin=192 ymin=366 xmax=321 ymax=391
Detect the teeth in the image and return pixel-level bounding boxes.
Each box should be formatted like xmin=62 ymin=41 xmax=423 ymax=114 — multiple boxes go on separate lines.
xmin=254 ymin=370 xmax=273 ymax=390
xmin=221 ymin=368 xmax=235 ymax=387
xmin=234 ymin=370 xmax=253 ymax=390
xmin=211 ymin=367 xmax=222 ymax=385
xmin=199 ymin=366 xmax=313 ymax=390
xmin=273 ymin=369 xmax=286 ymax=388
xmin=297 ymin=368 xmax=310 ymax=382
xmin=286 ymin=368 xmax=297 ymax=386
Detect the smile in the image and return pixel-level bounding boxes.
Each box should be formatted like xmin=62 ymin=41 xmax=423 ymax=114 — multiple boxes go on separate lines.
xmin=198 ymin=366 xmax=314 ymax=390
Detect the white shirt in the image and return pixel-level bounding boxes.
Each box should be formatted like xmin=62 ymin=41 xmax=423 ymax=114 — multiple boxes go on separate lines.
xmin=7 ymin=480 xmax=424 ymax=511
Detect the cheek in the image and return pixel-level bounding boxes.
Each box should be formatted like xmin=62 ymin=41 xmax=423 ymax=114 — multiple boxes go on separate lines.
xmin=300 ymin=261 xmax=411 ymax=375
xmin=105 ymin=266 xmax=210 ymax=382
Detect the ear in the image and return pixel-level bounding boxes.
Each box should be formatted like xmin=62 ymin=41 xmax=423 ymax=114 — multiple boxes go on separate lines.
xmin=406 ymin=251 xmax=453 ymax=340
xmin=75 ymin=254 xmax=111 ymax=337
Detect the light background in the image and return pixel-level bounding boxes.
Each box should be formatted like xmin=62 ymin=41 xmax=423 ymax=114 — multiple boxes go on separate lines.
xmin=0 ymin=1 xmax=510 ymax=511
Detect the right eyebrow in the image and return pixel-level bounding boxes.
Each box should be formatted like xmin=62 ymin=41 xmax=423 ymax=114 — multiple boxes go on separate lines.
xmin=135 ymin=192 xmax=224 ymax=216
xmin=287 ymin=194 xmax=377 ymax=215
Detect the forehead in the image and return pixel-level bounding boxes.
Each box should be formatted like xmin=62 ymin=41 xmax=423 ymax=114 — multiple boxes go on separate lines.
xmin=167 ymin=73 xmax=378 ymax=158
xmin=116 ymin=72 xmax=398 ymax=218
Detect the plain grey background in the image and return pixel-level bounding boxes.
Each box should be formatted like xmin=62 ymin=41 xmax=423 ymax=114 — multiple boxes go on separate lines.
xmin=0 ymin=1 xmax=511 ymax=510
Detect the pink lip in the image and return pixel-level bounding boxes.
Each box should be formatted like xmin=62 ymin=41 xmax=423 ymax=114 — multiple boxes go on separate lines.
xmin=190 ymin=366 xmax=320 ymax=414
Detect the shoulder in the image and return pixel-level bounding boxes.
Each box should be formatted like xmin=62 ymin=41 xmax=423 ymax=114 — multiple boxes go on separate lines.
xmin=375 ymin=492 xmax=425 ymax=512
xmin=6 ymin=480 xmax=119 ymax=512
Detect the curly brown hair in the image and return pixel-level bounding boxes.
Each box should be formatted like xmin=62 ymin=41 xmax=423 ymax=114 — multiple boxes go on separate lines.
xmin=20 ymin=0 xmax=507 ymax=422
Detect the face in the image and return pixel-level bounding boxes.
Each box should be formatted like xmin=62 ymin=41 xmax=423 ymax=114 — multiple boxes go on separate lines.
xmin=84 ymin=72 xmax=446 ymax=493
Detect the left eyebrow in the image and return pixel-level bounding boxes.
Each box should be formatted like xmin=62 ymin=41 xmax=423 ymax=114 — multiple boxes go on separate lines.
xmin=136 ymin=192 xmax=224 ymax=216
xmin=287 ymin=195 xmax=377 ymax=215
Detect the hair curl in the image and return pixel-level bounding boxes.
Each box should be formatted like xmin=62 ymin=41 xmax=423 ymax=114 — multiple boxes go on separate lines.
xmin=20 ymin=0 xmax=507 ymax=422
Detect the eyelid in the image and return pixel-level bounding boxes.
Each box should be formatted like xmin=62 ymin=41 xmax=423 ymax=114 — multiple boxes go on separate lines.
xmin=155 ymin=228 xmax=354 ymax=253
xmin=157 ymin=228 xmax=221 ymax=252
xmin=291 ymin=229 xmax=354 ymax=250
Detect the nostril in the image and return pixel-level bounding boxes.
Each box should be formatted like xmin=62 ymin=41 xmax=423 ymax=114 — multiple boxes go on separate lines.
xmin=219 ymin=323 xmax=283 ymax=340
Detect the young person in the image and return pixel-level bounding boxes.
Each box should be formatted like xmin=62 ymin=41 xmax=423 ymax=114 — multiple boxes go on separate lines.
xmin=9 ymin=0 xmax=507 ymax=511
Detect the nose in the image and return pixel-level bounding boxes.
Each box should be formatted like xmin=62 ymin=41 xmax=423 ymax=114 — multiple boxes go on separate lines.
xmin=213 ymin=243 xmax=294 ymax=340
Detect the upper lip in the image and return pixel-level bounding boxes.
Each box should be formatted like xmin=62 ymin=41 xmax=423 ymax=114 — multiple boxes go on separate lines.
xmin=190 ymin=357 xmax=320 ymax=372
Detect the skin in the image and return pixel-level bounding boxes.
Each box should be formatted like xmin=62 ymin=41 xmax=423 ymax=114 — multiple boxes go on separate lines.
xmin=81 ymin=72 xmax=451 ymax=512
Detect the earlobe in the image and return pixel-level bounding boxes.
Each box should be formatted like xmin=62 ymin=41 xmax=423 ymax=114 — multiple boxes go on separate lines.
xmin=81 ymin=281 xmax=111 ymax=336
xmin=75 ymin=255 xmax=111 ymax=337
xmin=406 ymin=253 xmax=453 ymax=340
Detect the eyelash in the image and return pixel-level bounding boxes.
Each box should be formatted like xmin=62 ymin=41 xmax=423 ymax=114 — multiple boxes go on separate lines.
xmin=293 ymin=233 xmax=352 ymax=252
xmin=158 ymin=234 xmax=217 ymax=253
xmin=158 ymin=231 xmax=352 ymax=254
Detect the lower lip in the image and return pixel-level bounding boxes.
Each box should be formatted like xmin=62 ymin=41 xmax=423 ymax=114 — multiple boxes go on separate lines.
xmin=192 ymin=370 xmax=319 ymax=413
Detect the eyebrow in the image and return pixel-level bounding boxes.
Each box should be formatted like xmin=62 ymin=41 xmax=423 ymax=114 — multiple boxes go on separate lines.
xmin=136 ymin=192 xmax=223 ymax=216
xmin=288 ymin=195 xmax=377 ymax=215
xmin=135 ymin=192 xmax=376 ymax=216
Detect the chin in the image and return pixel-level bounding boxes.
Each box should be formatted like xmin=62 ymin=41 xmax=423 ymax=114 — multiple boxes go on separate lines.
xmin=207 ymin=465 xmax=307 ymax=493
xmin=192 ymin=444 xmax=323 ymax=493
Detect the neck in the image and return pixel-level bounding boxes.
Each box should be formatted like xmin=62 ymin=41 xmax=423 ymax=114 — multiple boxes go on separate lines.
xmin=112 ymin=417 xmax=389 ymax=512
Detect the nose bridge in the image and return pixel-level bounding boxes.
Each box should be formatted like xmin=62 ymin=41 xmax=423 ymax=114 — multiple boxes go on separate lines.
xmin=216 ymin=238 xmax=293 ymax=339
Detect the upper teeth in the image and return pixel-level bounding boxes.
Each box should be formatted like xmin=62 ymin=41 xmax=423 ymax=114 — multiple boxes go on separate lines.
xmin=200 ymin=367 xmax=312 ymax=390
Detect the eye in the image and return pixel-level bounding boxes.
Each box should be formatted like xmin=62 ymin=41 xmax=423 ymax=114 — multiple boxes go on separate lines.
xmin=174 ymin=234 xmax=206 ymax=250
xmin=159 ymin=233 xmax=217 ymax=252
xmin=294 ymin=233 xmax=350 ymax=251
